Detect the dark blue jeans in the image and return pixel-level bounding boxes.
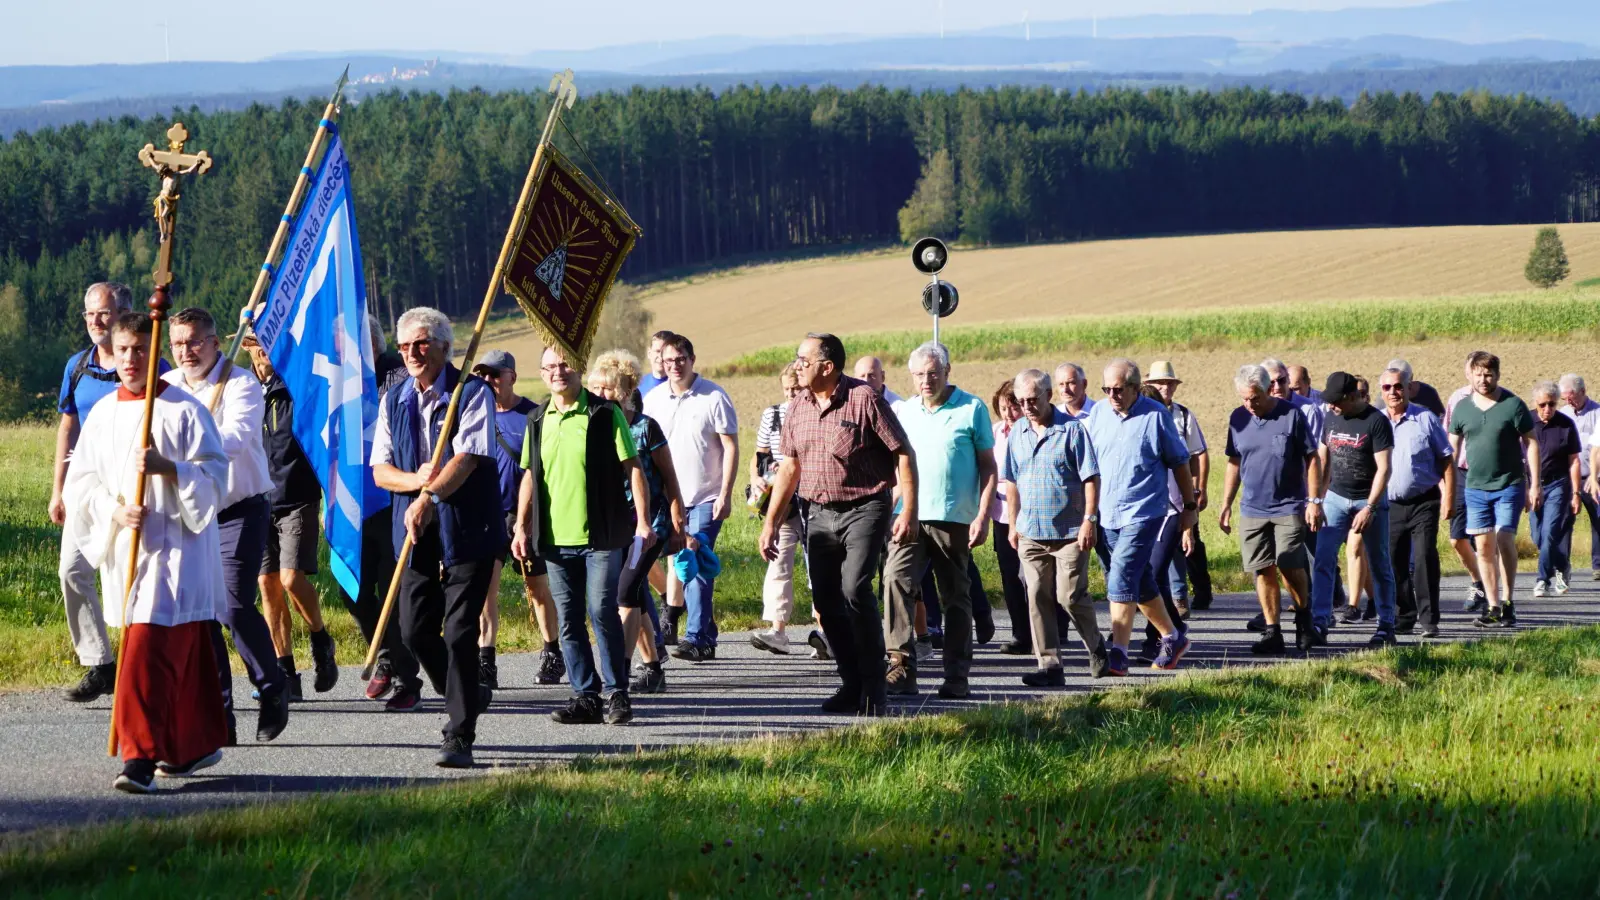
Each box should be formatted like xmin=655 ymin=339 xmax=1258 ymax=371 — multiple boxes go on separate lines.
xmin=683 ymin=501 xmax=722 ymax=648
xmin=211 ymin=495 xmax=285 ymax=728
xmin=1560 ymin=488 xmax=1600 ymax=573
xmin=544 ymin=545 xmax=627 ymax=697
xmin=1531 ymin=481 xmax=1575 ymax=582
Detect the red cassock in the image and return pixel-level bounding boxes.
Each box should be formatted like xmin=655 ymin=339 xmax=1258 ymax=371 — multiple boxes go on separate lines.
xmin=115 ymin=622 xmax=229 ymax=764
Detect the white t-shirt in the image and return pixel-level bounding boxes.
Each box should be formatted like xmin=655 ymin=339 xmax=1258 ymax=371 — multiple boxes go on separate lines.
xmin=643 ymin=374 xmax=739 ymax=508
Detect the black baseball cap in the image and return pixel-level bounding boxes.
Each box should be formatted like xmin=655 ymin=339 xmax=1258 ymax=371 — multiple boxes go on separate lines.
xmin=1323 ymin=371 xmax=1358 ymax=405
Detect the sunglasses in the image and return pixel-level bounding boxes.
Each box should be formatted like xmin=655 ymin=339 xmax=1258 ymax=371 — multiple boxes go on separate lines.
xmin=1379 ymin=383 xmax=1405 ymax=392
xmin=1101 ymin=385 xmax=1130 ymax=395
xmin=1537 ymin=401 xmax=1558 ymax=409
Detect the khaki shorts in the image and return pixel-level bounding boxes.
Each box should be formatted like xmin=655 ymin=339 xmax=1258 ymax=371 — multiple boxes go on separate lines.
xmin=1239 ymin=514 xmax=1309 ymax=574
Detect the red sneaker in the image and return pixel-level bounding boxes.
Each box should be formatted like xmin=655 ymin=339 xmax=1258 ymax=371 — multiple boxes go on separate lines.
xmin=365 ymin=663 xmax=394 ymax=700
xmin=384 ymin=683 xmax=421 ymax=712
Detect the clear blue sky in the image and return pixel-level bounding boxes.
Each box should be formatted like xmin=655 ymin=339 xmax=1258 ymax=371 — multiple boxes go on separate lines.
xmin=10 ymin=0 xmax=1436 ymax=66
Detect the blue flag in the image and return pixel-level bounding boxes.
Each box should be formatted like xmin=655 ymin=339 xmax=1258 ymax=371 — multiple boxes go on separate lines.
xmin=254 ymin=134 xmax=384 ymax=601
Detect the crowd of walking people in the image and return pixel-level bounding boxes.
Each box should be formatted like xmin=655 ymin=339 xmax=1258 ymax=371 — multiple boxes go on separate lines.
xmin=49 ymin=282 xmax=1596 ymax=791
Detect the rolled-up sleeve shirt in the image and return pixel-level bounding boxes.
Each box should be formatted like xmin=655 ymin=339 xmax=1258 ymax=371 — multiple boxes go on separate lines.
xmin=780 ymin=374 xmax=908 ymax=505
xmin=1085 ymin=394 xmax=1191 ymax=530
xmin=1563 ymin=398 xmax=1600 ymax=478
xmin=1386 ymin=403 xmax=1453 ymax=501
xmin=1002 ymin=408 xmax=1099 ymax=540
xmin=371 ymin=370 xmax=495 ymax=468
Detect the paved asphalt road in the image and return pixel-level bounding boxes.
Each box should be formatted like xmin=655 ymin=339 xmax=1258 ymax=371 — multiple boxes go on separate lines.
xmin=3 ymin=572 xmax=1597 ymax=832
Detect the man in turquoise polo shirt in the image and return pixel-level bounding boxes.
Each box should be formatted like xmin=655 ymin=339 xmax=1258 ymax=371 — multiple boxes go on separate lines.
xmin=513 ymin=346 xmax=654 ymax=727
xmin=883 ymin=341 xmax=996 ymax=699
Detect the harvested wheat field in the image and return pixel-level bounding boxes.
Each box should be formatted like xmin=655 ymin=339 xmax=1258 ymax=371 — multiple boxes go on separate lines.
xmin=640 ymin=224 xmax=1600 ymax=364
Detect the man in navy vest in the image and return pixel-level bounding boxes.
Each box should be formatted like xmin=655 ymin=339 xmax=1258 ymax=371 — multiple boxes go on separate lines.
xmin=372 ymin=307 xmax=504 ymax=769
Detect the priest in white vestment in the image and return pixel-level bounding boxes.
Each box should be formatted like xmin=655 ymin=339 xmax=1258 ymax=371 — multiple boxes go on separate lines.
xmin=63 ymin=311 xmax=230 ymax=793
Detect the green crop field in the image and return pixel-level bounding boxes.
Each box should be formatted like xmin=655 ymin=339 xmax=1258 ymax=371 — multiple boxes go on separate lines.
xmin=5 ymin=626 xmax=1600 ymax=897
xmin=711 ymin=288 xmax=1600 ymax=377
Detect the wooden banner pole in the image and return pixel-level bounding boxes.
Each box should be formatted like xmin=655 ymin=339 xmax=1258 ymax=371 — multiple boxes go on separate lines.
xmin=225 ymin=66 xmax=350 ymax=361
xmin=360 ymin=69 xmax=579 ymax=681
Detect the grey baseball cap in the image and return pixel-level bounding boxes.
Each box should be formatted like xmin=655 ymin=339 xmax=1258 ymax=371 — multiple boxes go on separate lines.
xmin=478 ymin=349 xmax=516 ymax=373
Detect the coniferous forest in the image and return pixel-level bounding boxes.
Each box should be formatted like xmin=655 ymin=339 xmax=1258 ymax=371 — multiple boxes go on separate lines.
xmin=2 ymin=83 xmax=1600 ymax=416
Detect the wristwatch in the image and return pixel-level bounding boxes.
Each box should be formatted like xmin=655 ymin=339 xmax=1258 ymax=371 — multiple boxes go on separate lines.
xmin=1086 ymin=513 xmax=1100 ymax=524
xmin=1308 ymin=497 xmax=1324 ymax=506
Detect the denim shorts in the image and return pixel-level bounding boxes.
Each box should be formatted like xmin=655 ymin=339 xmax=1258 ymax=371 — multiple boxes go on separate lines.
xmin=1465 ymin=483 xmax=1526 ymax=536
xmin=1103 ymin=517 xmax=1162 ymax=604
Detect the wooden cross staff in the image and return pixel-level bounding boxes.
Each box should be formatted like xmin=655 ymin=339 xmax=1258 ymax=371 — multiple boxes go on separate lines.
xmin=107 ymin=123 xmax=212 ymax=757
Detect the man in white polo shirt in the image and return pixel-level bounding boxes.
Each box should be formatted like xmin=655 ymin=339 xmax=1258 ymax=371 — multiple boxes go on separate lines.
xmin=643 ymin=333 xmax=738 ymax=661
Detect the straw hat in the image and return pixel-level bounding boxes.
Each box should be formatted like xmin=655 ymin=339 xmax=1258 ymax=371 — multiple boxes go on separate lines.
xmin=1147 ymin=360 xmax=1181 ymax=384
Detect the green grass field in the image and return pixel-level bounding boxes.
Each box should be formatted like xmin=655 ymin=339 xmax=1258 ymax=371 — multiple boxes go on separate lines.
xmin=710 ymin=289 xmax=1600 ymax=377
xmin=4 ymin=626 xmax=1599 ymax=897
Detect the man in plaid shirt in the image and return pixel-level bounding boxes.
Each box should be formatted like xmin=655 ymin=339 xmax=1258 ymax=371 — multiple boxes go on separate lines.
xmin=761 ymin=333 xmax=917 ymax=716
xmin=1002 ymin=368 xmax=1108 ymax=685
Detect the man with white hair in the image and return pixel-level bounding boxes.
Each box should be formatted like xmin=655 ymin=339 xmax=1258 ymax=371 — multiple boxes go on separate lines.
xmin=1053 ymin=362 xmax=1095 ymax=421
xmin=1558 ymin=373 xmax=1600 ymax=580
xmin=1387 ymin=358 xmax=1445 ymax=417
xmin=1002 ymin=368 xmax=1108 ymax=684
xmin=1529 ymin=380 xmax=1582 ymax=597
xmin=1379 ymin=365 xmax=1453 ymax=638
xmin=53 ymin=282 xmax=159 ymax=702
xmin=1222 ymin=364 xmax=1320 ymax=653
xmin=854 ymin=356 xmax=902 ymax=405
xmin=372 ymin=306 xmax=504 ymax=767
xmin=883 ymin=342 xmax=995 ymax=699
xmin=1085 ymin=358 xmax=1194 ymax=674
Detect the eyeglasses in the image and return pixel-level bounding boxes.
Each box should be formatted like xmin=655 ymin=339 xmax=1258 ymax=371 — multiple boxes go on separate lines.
xmin=170 ymin=338 xmax=215 ymax=351
xmin=1537 ymin=401 xmax=1558 ymax=409
xmin=1101 ymin=384 xmax=1130 ymax=395
xmin=792 ymin=356 xmax=816 ymax=370
xmin=83 ymin=311 xmax=116 ymax=322
xmin=661 ymin=356 xmax=691 ymax=368
xmin=1015 ymin=395 xmax=1044 ymax=405
xmin=399 ymin=339 xmax=433 ymax=354
xmin=540 ymin=363 xmax=571 ymax=374
xmin=1379 ymin=383 xmax=1406 ymax=393
xmin=1270 ymin=375 xmax=1289 ymax=385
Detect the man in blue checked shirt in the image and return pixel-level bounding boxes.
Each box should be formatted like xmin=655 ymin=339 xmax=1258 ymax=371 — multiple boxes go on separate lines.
xmin=1002 ymin=368 xmax=1108 ymax=686
xmin=1084 ymin=358 xmax=1196 ymax=675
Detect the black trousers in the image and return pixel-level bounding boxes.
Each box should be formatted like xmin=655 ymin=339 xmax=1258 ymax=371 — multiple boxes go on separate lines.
xmin=398 ymin=527 xmax=494 ymax=741
xmin=1390 ymin=487 xmax=1443 ymax=627
xmin=341 ymin=509 xmax=421 ymax=687
xmin=1185 ymin=524 xmax=1214 ymax=604
xmin=806 ymin=493 xmax=892 ymax=699
xmin=211 ymin=495 xmax=285 ymax=724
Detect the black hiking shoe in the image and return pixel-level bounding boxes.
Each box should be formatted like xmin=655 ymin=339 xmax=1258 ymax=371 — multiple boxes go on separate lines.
xmin=604 ymin=692 xmax=634 ymax=725
xmin=65 ymin=662 xmax=117 ymax=703
xmin=310 ymin=630 xmax=339 ymax=693
xmin=551 ymin=694 xmax=604 ymax=725
xmin=1251 ymin=628 xmax=1286 ymax=656
xmin=535 ymin=648 xmax=566 ymax=685
xmin=256 ymin=686 xmax=289 ymax=742
xmin=435 ymin=735 xmax=474 ymax=768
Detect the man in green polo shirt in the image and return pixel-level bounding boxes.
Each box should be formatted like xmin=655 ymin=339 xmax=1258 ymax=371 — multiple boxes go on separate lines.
xmin=1445 ymin=350 xmax=1537 ymax=628
xmin=513 ymin=346 xmax=654 ymax=726
xmin=883 ymin=341 xmax=996 ymax=699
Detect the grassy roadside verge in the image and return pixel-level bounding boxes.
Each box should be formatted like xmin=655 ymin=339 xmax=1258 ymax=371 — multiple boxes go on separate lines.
xmin=5 ymin=627 xmax=1600 ymax=897
xmin=709 ymin=288 xmax=1600 ymax=376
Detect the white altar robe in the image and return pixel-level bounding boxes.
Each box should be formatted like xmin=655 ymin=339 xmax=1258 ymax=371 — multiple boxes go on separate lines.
xmin=62 ymin=383 xmax=229 ymax=627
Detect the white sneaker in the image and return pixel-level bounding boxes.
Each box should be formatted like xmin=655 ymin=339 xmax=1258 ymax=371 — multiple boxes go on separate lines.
xmin=1552 ymin=572 xmax=1569 ymax=595
xmin=915 ymin=635 xmax=935 ymax=663
xmin=1533 ymin=580 xmax=1548 ymax=598
xmin=750 ymin=630 xmax=791 ymax=654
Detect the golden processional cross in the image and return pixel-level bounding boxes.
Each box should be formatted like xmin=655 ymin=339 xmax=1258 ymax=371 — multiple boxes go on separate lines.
xmin=137 ymin=122 xmax=213 ymax=288
xmin=107 ymin=122 xmax=212 ymax=757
